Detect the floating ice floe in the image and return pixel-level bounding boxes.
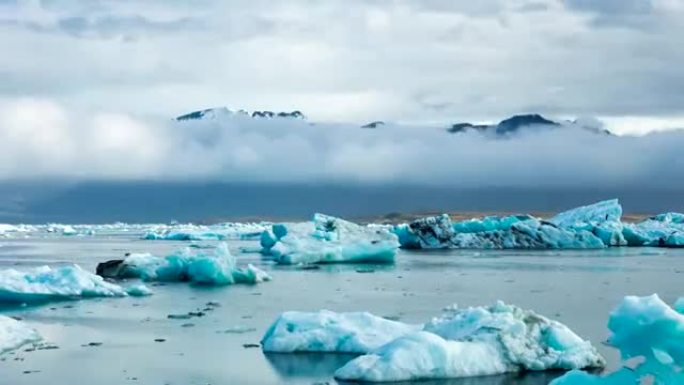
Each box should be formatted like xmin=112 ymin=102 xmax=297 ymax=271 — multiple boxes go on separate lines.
xmin=0 ymin=315 xmax=41 ymax=354
xmin=142 ymin=222 xmax=267 ymax=241
xmin=261 ymin=310 xmax=419 ymax=353
xmin=0 ymin=265 xmax=148 ymax=304
xmin=262 ymin=301 xmax=604 ymax=382
xmin=98 ymin=243 xmax=271 ymax=285
xmin=260 ymin=214 xmax=399 ymax=264
xmin=393 ymin=199 xmax=684 ymax=249
xmin=551 ymin=294 xmax=684 ymax=385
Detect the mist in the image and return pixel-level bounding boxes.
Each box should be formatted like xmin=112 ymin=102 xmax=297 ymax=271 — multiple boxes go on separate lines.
xmin=1 ymin=98 xmax=683 ymax=190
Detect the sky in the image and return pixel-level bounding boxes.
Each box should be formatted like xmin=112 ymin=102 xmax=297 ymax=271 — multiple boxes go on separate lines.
xmin=1 ymin=0 xmax=684 ymax=185
xmin=1 ymin=0 xmax=683 ymax=131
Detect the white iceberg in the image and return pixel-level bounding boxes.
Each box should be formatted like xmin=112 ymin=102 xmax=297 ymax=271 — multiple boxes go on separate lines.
xmin=262 ymin=302 xmax=603 ymax=382
xmin=261 ymin=310 xmax=418 ymax=353
xmin=113 ymin=243 xmax=271 ymax=285
xmin=262 ymin=214 xmax=399 ymax=264
xmin=142 ymin=222 xmax=267 ymax=241
xmin=551 ymin=294 xmax=684 ymax=385
xmin=0 ymin=315 xmax=41 ymax=354
xmin=336 ymin=301 xmax=604 ymax=382
xmin=0 ymin=265 xmax=146 ymax=304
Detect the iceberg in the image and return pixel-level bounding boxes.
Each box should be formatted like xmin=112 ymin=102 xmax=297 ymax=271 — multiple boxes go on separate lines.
xmin=394 ymin=199 xmax=628 ymax=249
xmin=261 ymin=214 xmax=399 ymax=264
xmin=101 ymin=243 xmax=271 ymax=285
xmin=261 ymin=310 xmax=418 ymax=353
xmin=142 ymin=222 xmax=267 ymax=241
xmin=0 ymin=315 xmax=41 ymax=354
xmin=623 ymin=213 xmax=684 ymax=247
xmin=551 ymin=294 xmax=684 ymax=385
xmin=262 ymin=301 xmax=603 ymax=382
xmin=336 ymin=301 xmax=604 ymax=382
xmin=0 ymin=265 xmax=146 ymax=304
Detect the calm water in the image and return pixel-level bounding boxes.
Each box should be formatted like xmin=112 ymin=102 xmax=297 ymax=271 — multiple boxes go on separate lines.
xmin=0 ymin=235 xmax=681 ymax=384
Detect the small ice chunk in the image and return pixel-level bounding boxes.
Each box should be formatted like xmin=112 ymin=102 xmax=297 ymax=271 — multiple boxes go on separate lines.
xmin=0 ymin=315 xmax=42 ymax=354
xmin=126 ymin=284 xmax=153 ymax=297
xmin=0 ymin=265 xmax=130 ymax=304
xmin=261 ymin=310 xmax=418 ymax=353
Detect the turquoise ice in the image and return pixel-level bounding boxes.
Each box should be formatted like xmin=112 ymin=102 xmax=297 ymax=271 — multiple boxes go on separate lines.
xmin=551 ymin=294 xmax=684 ymax=385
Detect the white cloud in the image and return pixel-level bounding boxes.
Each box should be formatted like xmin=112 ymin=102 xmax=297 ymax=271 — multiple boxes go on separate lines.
xmin=2 ymin=99 xmax=684 ymax=188
xmin=0 ymin=0 xmax=682 ymax=125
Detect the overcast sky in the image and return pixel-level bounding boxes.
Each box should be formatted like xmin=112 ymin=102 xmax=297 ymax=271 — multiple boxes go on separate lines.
xmin=1 ymin=0 xmax=684 ymax=134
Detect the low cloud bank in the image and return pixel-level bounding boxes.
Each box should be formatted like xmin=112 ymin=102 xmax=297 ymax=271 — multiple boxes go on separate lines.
xmin=1 ymin=98 xmax=682 ymax=188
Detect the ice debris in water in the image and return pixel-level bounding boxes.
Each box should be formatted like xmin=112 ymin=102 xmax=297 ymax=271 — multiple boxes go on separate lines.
xmin=260 ymin=214 xmax=399 ymax=264
xmin=261 ymin=310 xmax=419 ymax=353
xmin=393 ymin=199 xmax=684 ymax=249
xmin=551 ymin=294 xmax=684 ymax=385
xmin=0 ymin=315 xmax=42 ymax=354
xmin=262 ymin=301 xmax=604 ymax=382
xmin=142 ymin=222 xmax=267 ymax=241
xmin=106 ymin=243 xmax=271 ymax=285
xmin=0 ymin=265 xmax=148 ymax=304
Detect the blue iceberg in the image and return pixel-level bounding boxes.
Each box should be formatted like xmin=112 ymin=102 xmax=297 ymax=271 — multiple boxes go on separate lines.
xmin=116 ymin=243 xmax=271 ymax=285
xmin=623 ymin=213 xmax=684 ymax=247
xmin=393 ymin=199 xmax=638 ymax=249
xmin=0 ymin=265 xmax=147 ymax=304
xmin=551 ymin=294 xmax=684 ymax=385
xmin=261 ymin=214 xmax=399 ymax=264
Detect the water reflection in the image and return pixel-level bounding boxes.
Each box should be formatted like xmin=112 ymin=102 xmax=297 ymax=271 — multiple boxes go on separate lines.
xmin=338 ymin=371 xmax=564 ymax=385
xmin=265 ymin=352 xmax=566 ymax=385
xmin=264 ymin=352 xmax=357 ymax=379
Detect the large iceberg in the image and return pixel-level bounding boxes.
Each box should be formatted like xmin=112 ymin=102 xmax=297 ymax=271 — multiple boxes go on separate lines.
xmin=261 ymin=214 xmax=399 ymax=264
xmin=0 ymin=265 xmax=147 ymax=304
xmin=551 ymin=294 xmax=684 ymax=385
xmin=100 ymin=243 xmax=271 ymax=285
xmin=0 ymin=315 xmax=41 ymax=354
xmin=262 ymin=301 xmax=604 ymax=382
xmin=261 ymin=310 xmax=418 ymax=353
xmin=393 ymin=199 xmax=630 ymax=249
xmin=336 ymin=301 xmax=604 ymax=382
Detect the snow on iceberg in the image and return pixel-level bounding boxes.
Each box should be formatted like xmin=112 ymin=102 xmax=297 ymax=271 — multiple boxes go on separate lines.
xmin=551 ymin=294 xmax=684 ymax=385
xmin=261 ymin=214 xmax=399 ymax=264
xmin=103 ymin=243 xmax=271 ymax=285
xmin=261 ymin=310 xmax=418 ymax=353
xmin=336 ymin=301 xmax=604 ymax=382
xmin=0 ymin=315 xmax=41 ymax=354
xmin=0 ymin=265 xmax=147 ymax=304
xmin=394 ymin=199 xmax=628 ymax=249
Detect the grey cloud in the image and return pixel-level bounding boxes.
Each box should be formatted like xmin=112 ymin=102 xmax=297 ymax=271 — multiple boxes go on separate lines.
xmin=0 ymin=0 xmax=682 ymax=128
